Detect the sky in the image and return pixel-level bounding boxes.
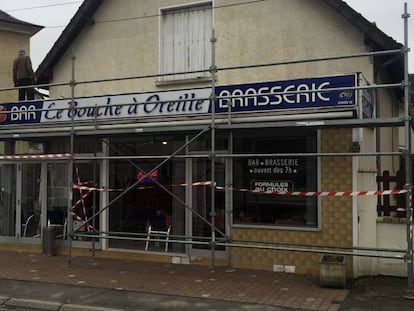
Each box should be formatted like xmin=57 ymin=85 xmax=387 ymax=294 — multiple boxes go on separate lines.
xmin=0 ymin=0 xmax=413 ymax=71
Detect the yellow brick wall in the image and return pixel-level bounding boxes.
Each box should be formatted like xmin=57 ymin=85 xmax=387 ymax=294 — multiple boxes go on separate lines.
xmin=231 ymin=128 xmax=354 ymax=276
xmin=0 ymin=30 xmax=29 ymax=103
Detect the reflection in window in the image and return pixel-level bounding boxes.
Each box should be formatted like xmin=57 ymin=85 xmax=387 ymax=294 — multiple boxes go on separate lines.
xmin=233 ymin=130 xmax=318 ymax=227
xmin=21 ymin=164 xmax=41 ymax=238
xmin=108 ymin=136 xmax=185 ymax=252
xmin=48 ymin=163 xmax=68 ymax=239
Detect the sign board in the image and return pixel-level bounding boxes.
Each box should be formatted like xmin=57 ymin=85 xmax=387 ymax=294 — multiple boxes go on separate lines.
xmin=0 ymin=74 xmax=357 ymax=126
xmin=216 ymin=74 xmax=356 ymax=113
xmin=360 ymin=75 xmax=374 ymax=119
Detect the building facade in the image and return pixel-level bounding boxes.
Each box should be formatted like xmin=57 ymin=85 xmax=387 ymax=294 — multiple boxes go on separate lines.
xmin=0 ymin=10 xmax=42 ymax=103
xmin=0 ymin=0 xmax=411 ymax=278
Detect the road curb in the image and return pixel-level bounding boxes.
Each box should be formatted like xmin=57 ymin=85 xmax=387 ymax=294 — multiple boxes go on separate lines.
xmin=3 ymin=297 xmax=124 ymax=311
xmin=60 ymin=304 xmax=124 ymax=311
xmin=5 ymin=298 xmax=61 ymax=310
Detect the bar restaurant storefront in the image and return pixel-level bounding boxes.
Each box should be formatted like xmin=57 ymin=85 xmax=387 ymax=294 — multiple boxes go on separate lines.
xmin=0 ymin=73 xmax=371 ymax=275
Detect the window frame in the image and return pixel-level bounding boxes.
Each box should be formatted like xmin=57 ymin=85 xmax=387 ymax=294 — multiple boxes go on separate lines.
xmin=232 ymin=129 xmax=321 ymax=231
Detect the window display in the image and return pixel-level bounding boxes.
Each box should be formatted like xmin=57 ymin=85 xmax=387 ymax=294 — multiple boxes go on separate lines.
xmin=233 ymin=129 xmax=318 ymax=227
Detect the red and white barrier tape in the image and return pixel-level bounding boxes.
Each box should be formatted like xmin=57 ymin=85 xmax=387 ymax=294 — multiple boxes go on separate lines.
xmin=0 ymin=153 xmax=73 ymax=160
xmin=215 ymin=186 xmax=407 ymax=196
xmin=73 ymin=184 xmax=107 ymax=192
xmin=73 ymin=184 xmax=152 ymax=192
xmin=72 ymin=190 xmax=92 ymax=210
xmin=180 ymin=181 xmax=214 ymax=186
xmin=73 ymin=181 xmax=407 ymax=196
xmin=74 ymin=162 xmax=92 ymax=230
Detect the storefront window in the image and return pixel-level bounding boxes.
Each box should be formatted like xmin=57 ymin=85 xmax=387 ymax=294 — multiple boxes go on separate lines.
xmin=108 ymin=135 xmax=185 ymax=252
xmin=0 ymin=164 xmax=16 ymax=236
xmin=233 ymin=129 xmax=318 ymax=227
xmin=71 ymin=162 xmax=99 ymax=240
xmin=21 ymin=164 xmax=42 ymax=238
xmin=47 ymin=163 xmax=68 ymax=239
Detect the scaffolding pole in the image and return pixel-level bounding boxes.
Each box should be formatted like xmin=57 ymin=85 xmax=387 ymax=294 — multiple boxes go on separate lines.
xmin=210 ymin=29 xmax=218 ymax=268
xmin=67 ymin=52 xmax=76 ymax=266
xmin=402 ymin=2 xmax=413 ymax=289
xmin=73 ymin=232 xmax=406 ymax=260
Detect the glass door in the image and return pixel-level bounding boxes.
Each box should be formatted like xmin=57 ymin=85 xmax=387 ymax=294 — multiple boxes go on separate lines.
xmin=190 ymin=158 xmax=226 ymax=252
xmin=0 ymin=164 xmax=16 ymax=237
xmin=20 ymin=163 xmax=42 ymax=238
xmin=1 ymin=162 xmax=68 ymax=240
xmin=47 ymin=162 xmax=68 ymax=239
xmin=71 ymin=161 xmax=99 ymax=239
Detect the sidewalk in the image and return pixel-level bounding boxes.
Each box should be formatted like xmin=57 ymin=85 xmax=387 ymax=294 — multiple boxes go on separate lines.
xmin=339 ymin=275 xmax=414 ymax=311
xmin=0 ymin=250 xmax=411 ymax=310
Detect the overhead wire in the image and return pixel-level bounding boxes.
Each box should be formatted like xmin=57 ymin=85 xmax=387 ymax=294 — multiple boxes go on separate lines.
xmin=4 ymin=0 xmax=269 ymax=29
xmin=3 ymin=0 xmax=82 ymax=29
xmin=4 ymin=1 xmax=82 ymax=12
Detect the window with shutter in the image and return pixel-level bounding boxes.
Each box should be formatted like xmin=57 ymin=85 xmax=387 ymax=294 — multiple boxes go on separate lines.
xmin=160 ymin=2 xmax=212 ymax=82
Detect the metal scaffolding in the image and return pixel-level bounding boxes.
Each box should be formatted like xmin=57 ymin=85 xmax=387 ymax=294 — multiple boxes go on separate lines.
xmin=0 ymin=1 xmax=412 ymax=290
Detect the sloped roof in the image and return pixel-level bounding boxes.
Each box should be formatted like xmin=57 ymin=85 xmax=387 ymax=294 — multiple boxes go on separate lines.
xmin=323 ymin=0 xmax=404 ymax=83
xmin=0 ymin=9 xmax=43 ymax=36
xmin=324 ymin=0 xmax=403 ymax=49
xmin=36 ymin=0 xmax=405 ymax=85
xmin=36 ymin=0 xmax=102 ymax=84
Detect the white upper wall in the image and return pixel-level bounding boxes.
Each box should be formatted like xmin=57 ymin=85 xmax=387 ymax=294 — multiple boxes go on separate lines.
xmin=215 ymin=0 xmax=372 ymax=84
xmin=49 ymin=0 xmax=375 ymax=99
